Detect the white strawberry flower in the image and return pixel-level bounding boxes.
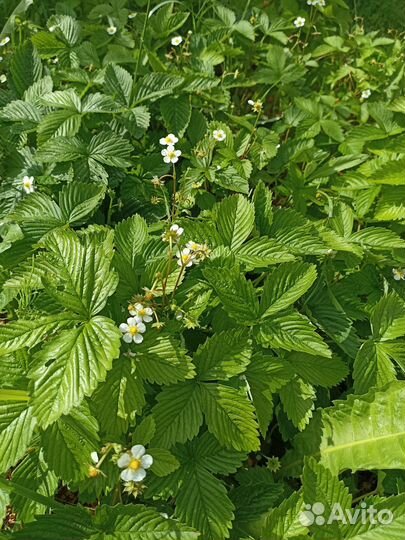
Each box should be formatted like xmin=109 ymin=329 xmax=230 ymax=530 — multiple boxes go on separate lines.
xmin=0 ymin=37 xmax=10 ymax=46
xmin=22 ymin=176 xmax=35 ymax=194
xmin=119 ymin=316 xmax=146 ymax=344
xmin=248 ymin=99 xmax=263 ymax=113
xmin=392 ymin=268 xmax=405 ymax=281
xmin=361 ymin=89 xmax=371 ymax=100
xmin=161 ymin=145 xmax=181 ymax=164
xmin=129 ymin=303 xmax=154 ymax=323
xmin=107 ymin=25 xmax=117 ymax=35
xmin=0 ymin=74 xmax=6 ymax=84
xmin=159 ymin=133 xmax=179 ymax=146
xmin=213 ymin=129 xmax=226 ymax=142
xmin=293 ymin=17 xmax=306 ymax=28
xmin=117 ymin=445 xmax=153 ymax=482
xmin=176 ymin=248 xmax=194 ymax=267
xmin=171 ymin=36 xmax=183 ymax=46
xmin=162 ymin=223 xmax=184 ymax=242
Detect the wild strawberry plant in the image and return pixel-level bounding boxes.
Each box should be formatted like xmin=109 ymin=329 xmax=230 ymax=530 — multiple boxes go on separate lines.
xmin=0 ymin=0 xmax=405 ymax=538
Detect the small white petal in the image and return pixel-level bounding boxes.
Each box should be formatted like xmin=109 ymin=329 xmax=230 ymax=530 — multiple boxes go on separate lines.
xmin=142 ymin=315 xmax=153 ymax=323
xmin=127 ymin=316 xmax=141 ymax=325
xmin=91 ymin=451 xmax=99 ymax=463
xmin=119 ymin=323 xmax=129 ymax=332
xmin=163 ymin=156 xmax=171 ymax=163
xmin=141 ymin=454 xmax=153 ymax=469
xmin=131 ymin=445 xmax=146 ymax=459
xmin=123 ymin=333 xmax=133 ymax=343
xmin=133 ymin=334 xmax=143 ymax=344
xmin=117 ymin=453 xmax=131 ymax=468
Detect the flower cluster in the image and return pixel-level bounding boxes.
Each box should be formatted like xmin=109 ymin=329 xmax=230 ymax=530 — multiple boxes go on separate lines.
xmin=392 ymin=268 xmax=405 ymax=281
xmin=160 ymin=133 xmax=181 ymax=164
xmin=119 ymin=303 xmax=154 ymax=344
xmin=294 ymin=16 xmax=306 ymax=28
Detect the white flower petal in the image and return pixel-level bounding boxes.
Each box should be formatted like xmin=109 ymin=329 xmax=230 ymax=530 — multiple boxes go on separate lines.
xmin=120 ymin=468 xmax=139 ymax=481
xmin=129 ymin=467 xmax=147 ymax=482
xmin=133 ymin=333 xmax=144 ymax=344
xmin=91 ymin=451 xmax=99 ymax=464
xmin=119 ymin=323 xmax=129 ymax=332
xmin=127 ymin=316 xmax=141 ymax=325
xmin=131 ymin=445 xmax=146 ymax=459
xmin=123 ymin=333 xmax=133 ymax=343
xmin=117 ymin=453 xmax=131 ymax=468
xmin=143 ymin=315 xmax=153 ymax=323
xmin=163 ymin=156 xmax=170 ymax=163
xmin=141 ymin=454 xmax=153 ymax=469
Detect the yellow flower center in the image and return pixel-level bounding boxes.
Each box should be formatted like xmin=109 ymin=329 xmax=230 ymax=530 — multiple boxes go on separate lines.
xmin=128 ymin=304 xmax=135 ymax=312
xmin=139 ymin=308 xmax=146 ymax=316
xmin=24 ymin=181 xmax=31 ymax=188
xmin=128 ymin=458 xmax=141 ymax=470
xmin=167 ymin=150 xmax=176 ymax=159
xmin=129 ymin=326 xmax=139 ymax=335
xmin=88 ymin=466 xmax=101 ymax=478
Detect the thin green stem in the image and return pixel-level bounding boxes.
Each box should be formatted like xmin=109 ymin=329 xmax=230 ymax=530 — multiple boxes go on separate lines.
xmin=134 ymin=0 xmax=151 ymax=84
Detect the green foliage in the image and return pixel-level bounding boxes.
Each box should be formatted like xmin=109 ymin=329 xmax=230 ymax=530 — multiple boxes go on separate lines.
xmin=0 ymin=0 xmax=405 ymax=538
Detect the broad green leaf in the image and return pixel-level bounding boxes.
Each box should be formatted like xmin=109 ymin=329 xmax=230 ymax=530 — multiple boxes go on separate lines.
xmin=29 ymin=316 xmax=121 ymax=428
xmin=135 ymin=333 xmax=195 ymax=384
xmin=0 ymin=313 xmax=78 ymax=356
xmin=260 ymin=262 xmax=317 ymax=318
xmin=286 ymin=352 xmax=348 ymax=388
xmin=258 ymin=310 xmax=331 ymax=357
xmin=200 ymin=383 xmax=260 ymax=452
xmin=0 ymin=403 xmax=36 ymax=473
xmin=42 ymin=404 xmax=99 ymax=482
xmin=235 ymin=237 xmax=295 ymax=270
xmin=279 ymin=377 xmax=315 ymax=431
xmin=10 ymin=450 xmax=58 ymax=523
xmin=160 ymin=95 xmax=191 ymax=136
xmin=104 ymin=63 xmax=132 ymax=106
xmin=320 ymin=381 xmax=405 ymax=474
xmin=134 ymin=73 xmax=184 ymax=104
xmin=148 ymin=448 xmax=180 ymax=477
xmin=115 ymin=215 xmax=148 ymax=267
xmin=371 ymin=293 xmax=405 ymax=341
xmin=302 ymin=457 xmax=352 ymax=539
xmin=175 ymin=463 xmax=234 ymax=540
xmin=194 ymin=329 xmax=252 ymax=380
xmin=203 ymin=266 xmax=259 ymax=324
xmin=264 ymin=491 xmax=307 ymax=540
xmin=43 ymin=229 xmax=118 ymax=318
xmin=350 ymin=227 xmax=405 ymax=250
xmin=217 ymin=194 xmax=255 ymax=250
xmin=353 ymin=339 xmax=396 ymax=395
xmin=58 ymin=182 xmax=105 ymax=224
xmin=151 ymin=382 xmax=203 ymax=448
xmin=93 ymin=357 xmax=145 ymax=439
